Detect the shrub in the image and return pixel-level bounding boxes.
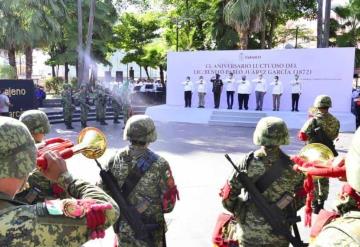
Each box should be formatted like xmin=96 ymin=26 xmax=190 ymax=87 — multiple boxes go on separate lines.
xmin=0 ymin=65 xmax=16 ymax=79
xmin=45 ymin=77 xmax=64 ymax=94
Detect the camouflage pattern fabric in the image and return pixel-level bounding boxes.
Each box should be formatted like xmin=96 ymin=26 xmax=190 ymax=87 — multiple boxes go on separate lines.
xmin=121 ymin=81 xmax=132 ymax=126
xmin=94 ymin=87 xmax=101 ymax=121
xmin=301 ymin=111 xmax=340 ymax=203
xmin=124 ymin=115 xmax=157 ymax=143
xmin=112 ymin=96 xmax=121 ymax=122
xmin=310 ymin=211 xmax=360 ymax=247
xmin=100 ymin=145 xmax=176 ymax=247
xmin=222 ymin=147 xmax=305 ymax=246
xmin=19 ymin=110 xmax=50 ymax=135
xmin=0 ymin=172 xmax=119 ymax=246
xmin=61 ymin=88 xmax=74 ymax=126
xmin=0 ymin=117 xmax=36 ymax=179
xmin=98 ymin=89 xmax=107 ymax=123
xmin=253 ymin=117 xmax=289 ymax=146
xmin=74 ymin=89 xmax=90 ymax=125
xmin=313 ymin=95 xmax=332 ymax=108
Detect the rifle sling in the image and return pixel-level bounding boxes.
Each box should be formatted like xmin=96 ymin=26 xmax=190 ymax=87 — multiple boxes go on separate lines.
xmin=255 ymin=151 xmax=292 ymax=194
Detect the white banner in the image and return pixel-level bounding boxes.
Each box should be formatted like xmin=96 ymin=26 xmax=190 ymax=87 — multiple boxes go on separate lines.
xmin=166 ymin=48 xmax=355 ymax=112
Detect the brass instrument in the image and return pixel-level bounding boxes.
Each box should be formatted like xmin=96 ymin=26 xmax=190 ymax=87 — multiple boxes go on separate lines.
xmin=37 ymin=127 xmax=107 ymax=170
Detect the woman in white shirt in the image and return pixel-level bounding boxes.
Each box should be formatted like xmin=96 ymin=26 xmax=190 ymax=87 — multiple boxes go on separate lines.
xmin=182 ymin=76 xmax=193 ymax=108
xmin=225 ymin=73 xmax=236 ymax=109
xmin=237 ymin=75 xmax=251 ymax=110
xmin=252 ymin=74 xmax=267 ymax=111
xmin=196 ymin=76 xmax=207 ymax=108
xmin=290 ymin=74 xmax=302 ymax=112
xmin=270 ymin=75 xmax=283 ymax=111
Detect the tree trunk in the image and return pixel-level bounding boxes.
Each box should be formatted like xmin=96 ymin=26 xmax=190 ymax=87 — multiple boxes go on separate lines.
xmin=238 ymin=29 xmax=249 ymax=50
xmin=83 ymin=0 xmax=96 ymax=85
xmin=52 ymin=65 xmax=56 ymax=77
xmin=25 ymin=45 xmax=33 ymax=79
xmin=90 ymin=63 xmax=97 ymax=85
xmin=8 ymin=45 xmax=17 ymax=78
xmin=77 ymin=0 xmax=84 ymax=85
xmin=260 ymin=14 xmax=266 ymax=49
xmin=323 ymin=0 xmax=331 ymax=48
xmin=159 ymin=65 xmax=164 ymax=84
xmin=267 ymin=17 xmax=276 ymax=49
xmin=65 ymin=62 xmax=69 ymax=82
xmin=144 ymin=66 xmax=150 ymax=79
xmin=317 ymin=0 xmax=323 ymax=48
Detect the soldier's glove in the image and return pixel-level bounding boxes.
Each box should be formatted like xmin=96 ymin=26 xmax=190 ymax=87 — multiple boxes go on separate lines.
xmin=85 ymin=203 xmax=113 ymax=239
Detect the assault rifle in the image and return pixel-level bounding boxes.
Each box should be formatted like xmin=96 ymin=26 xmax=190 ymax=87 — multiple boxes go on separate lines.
xmin=95 ymin=159 xmax=157 ymax=247
xmin=225 ymin=154 xmax=308 ymax=247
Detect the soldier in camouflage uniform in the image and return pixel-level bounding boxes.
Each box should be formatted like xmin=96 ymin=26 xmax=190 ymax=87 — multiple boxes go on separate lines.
xmin=100 ymin=115 xmax=179 ymax=247
xmin=298 ymin=95 xmax=340 ymax=213
xmin=121 ymin=81 xmax=132 ymax=129
xmin=0 ymin=117 xmax=119 ymax=246
xmin=61 ymin=84 xmax=75 ymax=129
xmin=112 ymin=85 xmax=122 ymax=124
xmin=310 ymin=128 xmax=360 ymax=246
xmin=94 ymin=84 xmax=101 ymax=122
xmin=98 ymin=87 xmax=108 ymax=125
xmin=221 ymin=117 xmax=304 ymax=247
xmin=75 ymin=85 xmax=90 ymax=128
xmin=19 ymin=109 xmax=50 ymax=143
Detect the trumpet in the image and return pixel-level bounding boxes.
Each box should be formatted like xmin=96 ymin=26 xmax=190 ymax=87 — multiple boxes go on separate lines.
xmin=37 ymin=127 xmax=107 ymax=170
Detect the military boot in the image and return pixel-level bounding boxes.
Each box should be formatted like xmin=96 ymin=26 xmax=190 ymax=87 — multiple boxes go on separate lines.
xmin=81 ymin=121 xmax=87 ymax=128
xmin=100 ymin=120 xmax=108 ymax=125
xmin=113 ymin=118 xmax=120 ymax=124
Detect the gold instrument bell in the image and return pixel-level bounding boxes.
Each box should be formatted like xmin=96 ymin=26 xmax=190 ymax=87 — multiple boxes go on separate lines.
xmin=298 ymin=143 xmax=334 ymax=179
xmin=76 ymin=127 xmax=107 ymax=159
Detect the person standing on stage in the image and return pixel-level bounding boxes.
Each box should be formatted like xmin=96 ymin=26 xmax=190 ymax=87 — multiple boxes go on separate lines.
xmin=211 ymin=74 xmax=223 ymax=109
xmin=0 ymin=88 xmax=12 ymax=116
xmin=290 ymin=74 xmax=302 ymax=112
xmin=182 ymin=76 xmax=193 ymax=108
xmin=270 ymin=75 xmax=283 ymax=111
xmin=237 ymin=75 xmax=251 ymax=110
xmin=196 ymin=76 xmax=207 ymax=108
xmin=252 ymin=74 xmax=267 ymax=111
xmin=225 ymin=73 xmax=236 ymax=109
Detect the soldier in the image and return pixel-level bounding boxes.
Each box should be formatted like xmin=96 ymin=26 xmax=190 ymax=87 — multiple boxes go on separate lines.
xmin=121 ymin=81 xmax=132 ymax=129
xmin=100 ymin=115 xmax=179 ymax=247
xmin=19 ymin=109 xmax=50 ymax=143
xmin=61 ymin=84 xmax=75 ymax=129
xmin=112 ymin=85 xmax=122 ymax=124
xmin=94 ymin=84 xmax=101 ymax=122
xmin=75 ymin=85 xmax=90 ymax=128
xmin=310 ymin=128 xmax=360 ymax=246
xmin=211 ymin=74 xmax=223 ymax=109
xmin=0 ymin=117 xmax=119 ymax=246
xmin=221 ymin=117 xmax=304 ymax=247
xmin=298 ymin=95 xmax=340 ymax=213
xmin=98 ymin=87 xmax=108 ymax=126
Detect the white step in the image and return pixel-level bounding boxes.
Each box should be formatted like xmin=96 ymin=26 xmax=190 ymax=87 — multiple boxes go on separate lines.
xmin=209 ymin=115 xmax=262 ymax=121
xmin=208 ymin=120 xmax=257 ymax=127
xmin=212 ymin=110 xmax=266 ymax=117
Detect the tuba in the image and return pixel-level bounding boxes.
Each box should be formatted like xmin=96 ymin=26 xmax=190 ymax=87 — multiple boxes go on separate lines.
xmin=37 ymin=127 xmax=107 ymax=170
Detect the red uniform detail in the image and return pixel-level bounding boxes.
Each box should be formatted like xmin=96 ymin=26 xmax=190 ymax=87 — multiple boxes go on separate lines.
xmin=219 ymin=181 xmax=231 ymax=200
xmin=51 ymin=183 xmax=65 ymax=198
xmin=212 ymin=213 xmax=239 ymax=247
xmin=298 ymin=131 xmax=308 ymax=141
xmin=310 ymin=209 xmax=339 ymax=239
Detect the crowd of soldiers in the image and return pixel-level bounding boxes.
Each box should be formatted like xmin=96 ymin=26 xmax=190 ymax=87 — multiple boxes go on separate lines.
xmin=61 ymin=82 xmax=132 ymax=129
xmin=0 ymin=92 xmax=360 ymax=247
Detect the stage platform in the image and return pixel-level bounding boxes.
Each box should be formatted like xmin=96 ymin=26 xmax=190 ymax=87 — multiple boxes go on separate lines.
xmin=145 ymin=105 xmax=356 ymax=132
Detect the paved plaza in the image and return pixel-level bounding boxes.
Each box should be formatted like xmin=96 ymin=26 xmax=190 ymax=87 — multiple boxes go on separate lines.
xmin=46 ymin=120 xmax=355 ymax=247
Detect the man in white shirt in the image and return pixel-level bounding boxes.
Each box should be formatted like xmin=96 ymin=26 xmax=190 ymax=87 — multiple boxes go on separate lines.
xmin=252 ymin=74 xmax=267 ymax=111
xmin=270 ymin=75 xmax=283 ymax=111
xmin=182 ymin=76 xmax=193 ymax=108
xmin=237 ymin=75 xmax=251 ymax=110
xmin=0 ymin=88 xmax=12 ymax=116
xmin=290 ymin=74 xmax=302 ymax=112
xmin=225 ymin=72 xmax=236 ymax=109
xmin=196 ymin=76 xmax=207 ymax=108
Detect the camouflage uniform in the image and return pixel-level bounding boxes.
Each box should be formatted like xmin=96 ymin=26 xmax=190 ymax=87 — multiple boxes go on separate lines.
xmin=19 ymin=110 xmax=50 ymax=138
xmin=112 ymin=86 xmax=122 ymax=124
xmin=310 ymin=128 xmax=360 ymax=247
xmin=0 ymin=117 xmax=119 ymax=246
xmin=121 ymin=81 xmax=132 ymax=128
xmin=300 ymin=95 xmax=340 ymax=212
xmin=98 ymin=88 xmax=108 ymax=125
xmin=94 ymin=85 xmax=101 ymax=122
xmin=100 ymin=115 xmax=178 ymax=247
xmin=222 ymin=117 xmax=304 ymax=247
xmin=61 ymin=84 xmax=75 ymax=129
xmin=75 ymin=85 xmax=90 ymax=128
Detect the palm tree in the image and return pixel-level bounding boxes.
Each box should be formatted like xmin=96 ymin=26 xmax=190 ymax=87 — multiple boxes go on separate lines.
xmin=223 ymin=0 xmax=283 ymax=49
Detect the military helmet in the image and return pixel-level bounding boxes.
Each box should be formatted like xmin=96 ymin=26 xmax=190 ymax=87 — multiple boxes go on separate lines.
xmin=253 ymin=117 xmax=289 ymax=146
xmin=314 ymin=95 xmax=332 ymax=108
xmin=63 ymin=83 xmax=71 ymax=90
xmin=19 ymin=110 xmax=50 ymax=135
xmin=0 ymin=117 xmax=36 ymax=179
xmin=346 ymin=128 xmax=360 ymax=192
xmin=123 ymin=115 xmax=157 ymax=143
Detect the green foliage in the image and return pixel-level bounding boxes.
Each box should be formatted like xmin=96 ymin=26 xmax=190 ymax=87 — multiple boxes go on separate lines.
xmin=0 ymin=65 xmax=16 ymax=79
xmin=45 ymin=77 xmax=65 ymax=94
xmin=70 ymin=77 xmax=78 ymax=88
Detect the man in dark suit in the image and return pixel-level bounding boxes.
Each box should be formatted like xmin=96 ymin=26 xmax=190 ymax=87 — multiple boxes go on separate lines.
xmin=211 ymin=74 xmax=223 ymax=109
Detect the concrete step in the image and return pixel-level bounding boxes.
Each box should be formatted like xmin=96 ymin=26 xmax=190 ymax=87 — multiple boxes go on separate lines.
xmin=208 ymin=120 xmax=257 ymax=127
xmin=209 ymin=115 xmax=262 ymax=121
xmin=211 ymin=110 xmax=266 ymax=117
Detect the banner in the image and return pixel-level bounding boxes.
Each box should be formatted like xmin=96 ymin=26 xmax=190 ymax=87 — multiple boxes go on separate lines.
xmin=167 ymin=48 xmax=355 ymax=112
xmin=0 ymin=80 xmax=36 ymax=118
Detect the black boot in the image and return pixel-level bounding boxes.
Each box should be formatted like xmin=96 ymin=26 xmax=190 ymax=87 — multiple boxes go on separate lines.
xmin=114 ymin=118 xmax=120 ymax=124
xmin=100 ymin=120 xmax=108 ymax=125
xmin=81 ymin=121 xmax=87 ymax=128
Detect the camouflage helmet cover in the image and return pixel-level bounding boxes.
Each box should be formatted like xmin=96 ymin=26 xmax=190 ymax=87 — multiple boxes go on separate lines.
xmin=0 ymin=117 xmax=36 ymax=179
xmin=123 ymin=115 xmax=157 ymax=143
xmin=346 ymin=128 xmax=360 ymax=192
xmin=19 ymin=110 xmax=50 ymax=134
xmin=253 ymin=116 xmax=290 ymax=146
xmin=63 ymin=83 xmax=71 ymax=90
xmin=314 ymin=95 xmax=332 ymax=108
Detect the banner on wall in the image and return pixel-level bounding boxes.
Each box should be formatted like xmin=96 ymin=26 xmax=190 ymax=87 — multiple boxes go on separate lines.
xmin=166 ymin=48 xmax=355 ymax=112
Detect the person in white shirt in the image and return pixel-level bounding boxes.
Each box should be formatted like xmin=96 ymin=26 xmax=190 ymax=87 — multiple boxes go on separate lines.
xmin=290 ymin=74 xmax=302 ymax=112
xmin=0 ymin=89 xmax=12 ymax=116
xmin=270 ymin=75 xmax=283 ymax=111
xmin=252 ymin=74 xmax=267 ymax=111
xmin=182 ymin=76 xmax=193 ymax=107
xmin=225 ymin=72 xmax=236 ymax=109
xmin=237 ymin=75 xmax=251 ymax=110
xmin=196 ymin=76 xmax=207 ymax=108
